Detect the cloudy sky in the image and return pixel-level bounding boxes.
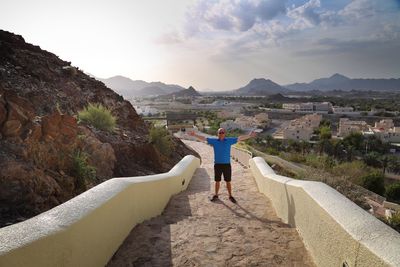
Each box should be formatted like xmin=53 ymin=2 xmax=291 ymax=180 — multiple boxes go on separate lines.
xmin=1 ymin=0 xmax=399 ymax=90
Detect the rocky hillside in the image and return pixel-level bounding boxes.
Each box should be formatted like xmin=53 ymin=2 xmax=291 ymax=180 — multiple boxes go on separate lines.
xmin=0 ymin=30 xmax=199 ymax=227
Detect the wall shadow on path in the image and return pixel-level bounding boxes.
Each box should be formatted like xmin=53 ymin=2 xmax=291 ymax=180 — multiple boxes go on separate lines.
xmin=107 ymin=167 xmax=211 ymax=267
xmin=219 ymin=201 xmax=290 ymax=228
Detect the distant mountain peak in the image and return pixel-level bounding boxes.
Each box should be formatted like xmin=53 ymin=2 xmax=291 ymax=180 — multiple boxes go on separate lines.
xmin=329 ymin=73 xmax=350 ymax=80
xmin=235 ymin=78 xmax=289 ymax=95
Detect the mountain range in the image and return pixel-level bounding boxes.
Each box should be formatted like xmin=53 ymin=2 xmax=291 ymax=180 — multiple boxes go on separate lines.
xmin=97 ymin=75 xmax=184 ymax=98
xmin=285 ymin=74 xmax=400 ymax=92
xmin=97 ymin=74 xmax=400 ymax=97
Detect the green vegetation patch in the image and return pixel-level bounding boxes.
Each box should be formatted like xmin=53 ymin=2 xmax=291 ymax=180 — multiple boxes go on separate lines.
xmin=78 ymin=103 xmax=117 ymax=132
xmin=386 ymin=183 xmax=400 ymax=204
xmin=72 ymin=151 xmax=96 ymax=191
xmin=360 ymin=172 xmax=386 ymax=196
xmin=149 ymin=126 xmax=173 ymax=157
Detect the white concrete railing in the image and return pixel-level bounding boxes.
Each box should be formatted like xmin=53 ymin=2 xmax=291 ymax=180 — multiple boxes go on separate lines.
xmin=0 ymin=155 xmax=200 ymax=267
xmin=231 ymin=146 xmax=252 ymax=168
xmin=249 ymin=157 xmax=400 ymax=267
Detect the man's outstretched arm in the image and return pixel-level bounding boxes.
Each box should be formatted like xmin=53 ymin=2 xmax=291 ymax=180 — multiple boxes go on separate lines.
xmin=188 ymin=130 xmax=207 ymax=142
xmin=238 ymin=130 xmax=257 ymax=142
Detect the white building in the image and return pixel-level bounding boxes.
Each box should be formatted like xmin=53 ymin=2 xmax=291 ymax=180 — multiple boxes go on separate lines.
xmin=283 ymin=102 xmax=332 ymax=113
xmin=338 ymin=118 xmax=368 ymax=137
xmin=332 ymin=106 xmax=354 ymax=114
xmin=374 ymin=119 xmax=395 ymax=131
xmin=369 ymin=120 xmax=400 ymax=143
xmin=134 ymin=106 xmax=159 ymax=116
xmin=220 ymin=120 xmax=241 ymax=131
xmin=370 ymin=128 xmax=400 ymax=143
xmin=282 ymin=113 xmax=322 ymax=141
xmin=211 ymin=100 xmax=231 ymax=106
xmin=235 ymin=115 xmax=256 ymax=130
xmin=314 ymin=102 xmax=332 ymax=112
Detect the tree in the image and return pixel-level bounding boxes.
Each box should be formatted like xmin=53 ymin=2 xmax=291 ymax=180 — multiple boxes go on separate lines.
xmin=386 ymin=183 xmax=400 ymax=203
xmin=319 ymin=126 xmax=332 ymax=140
xmin=288 ymin=140 xmax=301 ymax=153
xmin=380 ymin=155 xmax=390 ymax=174
xmin=299 ymin=141 xmax=311 ymax=155
xmin=388 ymin=156 xmax=400 ymax=174
xmin=343 ymin=132 xmax=364 ymax=152
xmin=363 ymin=152 xmax=382 ymax=168
xmin=361 ymin=172 xmax=386 ymax=196
xmin=319 ymin=119 xmax=331 ymax=128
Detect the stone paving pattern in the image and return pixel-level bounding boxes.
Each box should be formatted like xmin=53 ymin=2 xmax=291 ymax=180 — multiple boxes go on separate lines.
xmin=107 ymin=140 xmax=315 ymax=267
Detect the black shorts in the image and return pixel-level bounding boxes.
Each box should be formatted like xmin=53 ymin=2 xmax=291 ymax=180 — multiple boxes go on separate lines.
xmin=214 ymin=164 xmax=232 ymax=182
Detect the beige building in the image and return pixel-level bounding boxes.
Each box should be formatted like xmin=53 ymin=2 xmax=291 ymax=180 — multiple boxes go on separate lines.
xmin=282 ymin=114 xmax=322 ymax=141
xmin=220 ymin=113 xmax=269 ymax=131
xmin=338 ymin=118 xmax=368 ymax=137
xmin=254 ymin=112 xmax=269 ymax=127
xmin=217 ymin=110 xmax=239 ymax=119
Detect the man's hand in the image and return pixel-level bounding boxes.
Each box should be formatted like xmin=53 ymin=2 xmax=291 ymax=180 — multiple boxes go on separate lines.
xmin=188 ymin=130 xmax=206 ymax=142
xmin=238 ymin=130 xmax=258 ymax=142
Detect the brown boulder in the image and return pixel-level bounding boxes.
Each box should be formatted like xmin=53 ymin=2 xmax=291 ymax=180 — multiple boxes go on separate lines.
xmin=41 ymin=111 xmax=62 ymax=139
xmin=79 ymin=126 xmax=116 ymax=180
xmin=0 ymin=160 xmax=64 ymax=218
xmin=6 ymin=94 xmax=35 ymax=122
xmin=59 ymin=114 xmax=78 ymax=144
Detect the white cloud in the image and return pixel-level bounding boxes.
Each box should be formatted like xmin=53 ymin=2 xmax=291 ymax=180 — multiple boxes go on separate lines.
xmin=183 ymin=0 xmax=287 ymax=35
xmin=339 ymin=0 xmax=379 ymax=20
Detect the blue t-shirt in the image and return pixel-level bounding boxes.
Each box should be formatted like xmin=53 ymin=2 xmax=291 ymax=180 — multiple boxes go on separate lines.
xmin=207 ymin=137 xmax=238 ymax=164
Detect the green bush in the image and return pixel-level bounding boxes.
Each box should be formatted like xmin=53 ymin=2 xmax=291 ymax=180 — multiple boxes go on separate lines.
xmin=360 ymin=172 xmax=385 ymax=196
xmin=386 ymin=183 xmax=400 ymax=203
xmin=78 ymin=103 xmax=116 ymax=132
xmin=265 ymin=147 xmax=279 ymax=155
xmin=72 ymin=151 xmax=96 ymax=191
xmin=149 ymin=126 xmax=173 ymax=156
xmin=388 ymin=211 xmax=400 ymax=231
xmin=332 ymin=161 xmax=370 ymax=184
xmin=286 ymin=153 xmax=306 ymax=163
xmin=305 ymin=154 xmax=334 ymax=170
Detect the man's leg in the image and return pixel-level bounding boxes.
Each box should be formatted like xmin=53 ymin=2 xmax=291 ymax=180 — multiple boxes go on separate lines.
xmin=224 ymin=164 xmax=236 ymax=203
xmin=212 ymin=164 xmax=223 ymax=201
xmin=215 ymin=181 xmax=220 ymax=196
xmin=226 ymin=181 xmax=232 ymax=197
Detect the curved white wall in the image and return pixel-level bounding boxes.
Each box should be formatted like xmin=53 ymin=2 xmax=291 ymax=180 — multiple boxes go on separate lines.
xmin=231 ymin=146 xmax=252 ymax=168
xmin=0 ymin=155 xmax=200 ymax=267
xmin=250 ymin=157 xmax=400 ymax=267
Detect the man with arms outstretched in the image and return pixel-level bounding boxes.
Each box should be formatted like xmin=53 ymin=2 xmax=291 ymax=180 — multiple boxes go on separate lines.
xmin=189 ymin=128 xmax=256 ymax=203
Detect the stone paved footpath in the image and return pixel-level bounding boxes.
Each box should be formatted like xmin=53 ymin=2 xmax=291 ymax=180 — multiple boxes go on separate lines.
xmin=108 ymin=140 xmax=315 ymax=267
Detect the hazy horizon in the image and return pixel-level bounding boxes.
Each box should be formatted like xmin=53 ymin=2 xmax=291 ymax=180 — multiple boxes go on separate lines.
xmin=1 ymin=0 xmax=399 ymax=91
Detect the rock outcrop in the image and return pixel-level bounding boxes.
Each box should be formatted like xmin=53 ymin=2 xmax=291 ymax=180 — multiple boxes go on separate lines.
xmin=0 ymin=30 xmax=199 ymax=227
